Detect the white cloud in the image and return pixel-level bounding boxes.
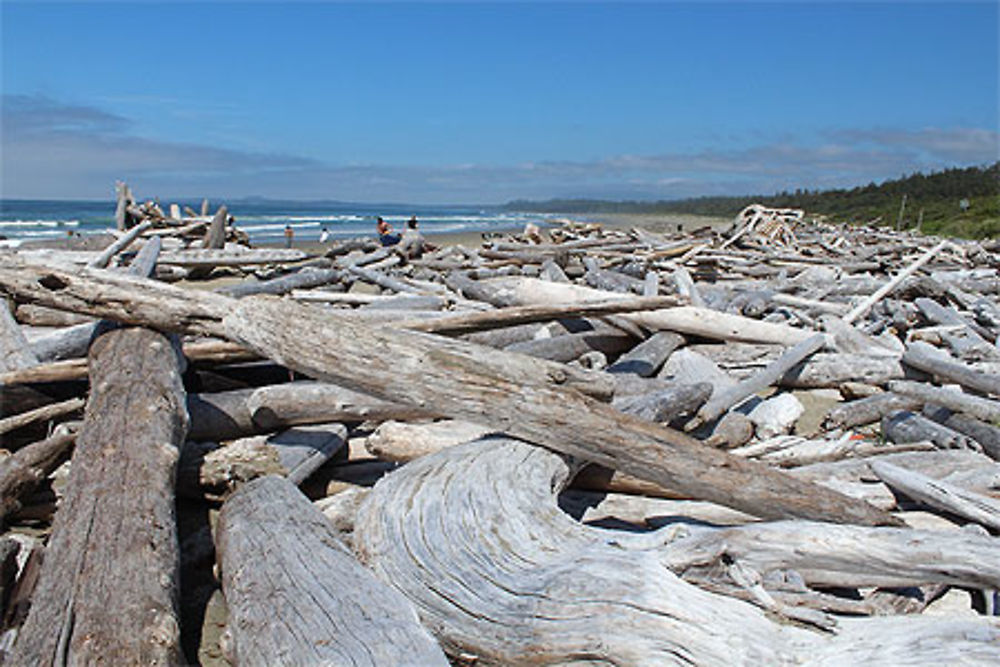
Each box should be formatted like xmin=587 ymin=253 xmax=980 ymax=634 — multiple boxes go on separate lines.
xmin=2 ymin=94 xmax=995 ymax=203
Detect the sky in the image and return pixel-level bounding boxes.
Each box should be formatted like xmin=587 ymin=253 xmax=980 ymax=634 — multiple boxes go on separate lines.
xmin=1 ymin=1 xmax=998 ymax=204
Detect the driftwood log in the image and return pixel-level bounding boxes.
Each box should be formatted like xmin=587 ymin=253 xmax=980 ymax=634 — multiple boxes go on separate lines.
xmin=215 ymin=475 xmax=447 ymax=665
xmin=0 ymin=261 xmax=897 ymax=525
xmin=10 ymin=327 xmax=188 ymax=664
xmin=351 ymin=436 xmax=1000 ymax=664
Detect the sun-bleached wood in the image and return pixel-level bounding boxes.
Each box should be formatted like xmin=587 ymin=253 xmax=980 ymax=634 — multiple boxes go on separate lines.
xmin=0 ymin=260 xmax=895 ymax=525
xmin=216 ymin=475 xmax=447 ymax=665
xmin=352 ymin=436 xmax=1000 ymax=665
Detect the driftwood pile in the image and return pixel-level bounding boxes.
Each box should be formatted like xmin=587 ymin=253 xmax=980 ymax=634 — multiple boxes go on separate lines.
xmin=0 ymin=197 xmax=999 ymax=664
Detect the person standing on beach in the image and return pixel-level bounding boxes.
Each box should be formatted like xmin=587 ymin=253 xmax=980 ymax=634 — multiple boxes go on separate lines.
xmin=284 ymin=224 xmax=294 ymax=248
xmin=319 ymin=226 xmax=330 ymax=243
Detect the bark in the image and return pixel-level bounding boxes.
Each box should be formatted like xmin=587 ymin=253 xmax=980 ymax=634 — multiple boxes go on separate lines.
xmin=10 ymin=327 xmax=188 ymax=665
xmin=216 ymin=475 xmax=447 ymax=665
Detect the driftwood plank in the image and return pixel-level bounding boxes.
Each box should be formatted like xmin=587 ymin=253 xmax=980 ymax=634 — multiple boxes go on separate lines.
xmin=216 ymin=475 xmax=447 ymax=665
xmin=10 ymin=327 xmax=188 ymax=664
xmin=0 ymin=260 xmax=895 ymax=525
xmin=352 ymin=436 xmax=1000 ymax=665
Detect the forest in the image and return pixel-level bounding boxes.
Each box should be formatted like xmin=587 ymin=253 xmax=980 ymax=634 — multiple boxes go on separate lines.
xmin=506 ymin=162 xmax=1000 ymax=239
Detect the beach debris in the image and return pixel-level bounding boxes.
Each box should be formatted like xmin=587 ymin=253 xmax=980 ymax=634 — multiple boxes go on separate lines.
xmin=0 ymin=187 xmax=998 ymax=663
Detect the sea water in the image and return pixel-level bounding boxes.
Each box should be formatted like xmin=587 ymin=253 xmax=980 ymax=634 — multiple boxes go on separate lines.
xmin=0 ymin=199 xmax=547 ymax=246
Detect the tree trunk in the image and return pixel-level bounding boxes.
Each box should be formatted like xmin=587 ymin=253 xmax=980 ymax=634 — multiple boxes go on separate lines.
xmin=216 ymin=475 xmax=447 ymax=665
xmin=10 ymin=327 xmax=188 ymax=665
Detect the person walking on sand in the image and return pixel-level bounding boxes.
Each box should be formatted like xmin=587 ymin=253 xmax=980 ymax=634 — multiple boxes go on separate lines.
xmin=284 ymin=224 xmax=294 ymax=248
xmin=376 ymin=216 xmax=400 ymax=247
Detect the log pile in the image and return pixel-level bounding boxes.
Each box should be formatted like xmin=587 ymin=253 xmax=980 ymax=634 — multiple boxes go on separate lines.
xmin=0 ymin=199 xmax=998 ymax=664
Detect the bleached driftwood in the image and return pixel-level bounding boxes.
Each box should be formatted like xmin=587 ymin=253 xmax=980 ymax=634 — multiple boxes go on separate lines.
xmin=689 ymin=333 xmax=825 ymax=429
xmin=903 ymin=340 xmax=1000 ymax=397
xmin=216 ymin=475 xmax=447 ymax=665
xmin=0 ymin=430 xmax=75 ymax=526
xmin=449 ymin=276 xmax=816 ymax=344
xmin=0 ymin=303 xmax=36 ymax=373
xmin=352 ymin=436 xmax=1000 ymax=665
xmin=0 ymin=260 xmax=895 ymax=525
xmin=870 ymin=460 xmax=1000 ymax=531
xmin=178 ymin=423 xmax=347 ymax=500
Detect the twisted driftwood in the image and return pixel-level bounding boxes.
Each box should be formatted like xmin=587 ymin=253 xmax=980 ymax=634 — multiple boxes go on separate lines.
xmin=353 ymin=436 xmax=1000 ymax=665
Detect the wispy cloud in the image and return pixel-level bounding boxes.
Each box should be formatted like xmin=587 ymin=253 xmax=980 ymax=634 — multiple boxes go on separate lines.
xmin=2 ymin=94 xmax=995 ymax=203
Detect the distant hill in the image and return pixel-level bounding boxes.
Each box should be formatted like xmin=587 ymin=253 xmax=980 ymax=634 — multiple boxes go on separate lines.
xmin=505 ymin=162 xmax=1000 ymax=239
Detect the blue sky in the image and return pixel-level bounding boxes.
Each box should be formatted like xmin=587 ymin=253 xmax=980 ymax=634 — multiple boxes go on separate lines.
xmin=2 ymin=1 xmax=997 ymax=203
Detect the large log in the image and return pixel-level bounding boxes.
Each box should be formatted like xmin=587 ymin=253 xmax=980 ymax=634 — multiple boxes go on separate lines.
xmin=903 ymin=340 xmax=1000 ymax=397
xmin=216 ymin=475 xmax=447 ymax=665
xmin=448 ymin=275 xmax=817 ymax=344
xmin=0 ymin=261 xmax=895 ymax=525
xmin=10 ymin=327 xmax=188 ymax=665
xmin=352 ymin=436 xmax=1000 ymax=665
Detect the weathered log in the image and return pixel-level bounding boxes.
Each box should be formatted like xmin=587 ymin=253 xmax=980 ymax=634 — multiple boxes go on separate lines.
xmin=0 ymin=430 xmax=75 ymax=526
xmin=606 ymin=331 xmax=684 ymax=376
xmin=399 ymin=295 xmax=679 ymax=336
xmin=448 ymin=276 xmax=816 ymax=344
xmin=216 ymin=475 xmax=447 ymax=665
xmin=689 ymin=333 xmax=826 ymax=429
xmin=611 ymin=381 xmax=712 ymax=424
xmin=178 ymin=424 xmax=346 ymax=500
xmin=882 ymin=410 xmax=978 ymax=451
xmin=201 ymin=206 xmax=228 ymax=250
xmin=903 ymin=340 xmax=1000 ymax=397
xmin=0 ymin=304 xmax=36 ymax=373
xmin=14 ymin=304 xmax=95 ymax=327
xmin=888 ymin=379 xmax=1000 ymax=424
xmin=505 ymin=329 xmax=635 ymax=362
xmin=28 ymin=237 xmax=163 ymax=363
xmin=218 ymin=266 xmax=344 ymax=298
xmin=780 ymin=352 xmax=905 ymax=388
xmin=0 ymin=261 xmax=895 ymax=524
xmin=156 ymin=248 xmax=307 ymax=267
xmin=246 ymin=381 xmax=436 ymax=431
xmin=823 ymin=392 xmax=921 ymax=430
xmin=820 ymin=315 xmax=900 ymax=357
xmin=871 ymin=460 xmax=1000 ymax=531
xmin=87 ymin=220 xmax=152 ymax=268
xmin=841 ymin=240 xmax=950 ymax=324
xmin=353 ymin=437 xmax=1000 ymax=665
xmin=10 ymin=327 xmax=188 ymax=664
xmin=0 ymin=397 xmax=84 ymax=437
xmin=923 ymin=406 xmax=1000 ymax=461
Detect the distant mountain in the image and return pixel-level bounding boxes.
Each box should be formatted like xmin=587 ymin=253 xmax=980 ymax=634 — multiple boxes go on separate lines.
xmin=505 ymin=162 xmax=1000 ymax=239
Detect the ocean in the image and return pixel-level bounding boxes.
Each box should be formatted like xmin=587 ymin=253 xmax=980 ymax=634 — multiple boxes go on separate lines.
xmin=0 ymin=199 xmax=549 ymax=246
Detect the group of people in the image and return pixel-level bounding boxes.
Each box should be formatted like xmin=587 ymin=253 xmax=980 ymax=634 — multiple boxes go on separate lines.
xmin=376 ymin=215 xmax=429 ymax=257
xmin=307 ymin=215 xmax=430 ymax=258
